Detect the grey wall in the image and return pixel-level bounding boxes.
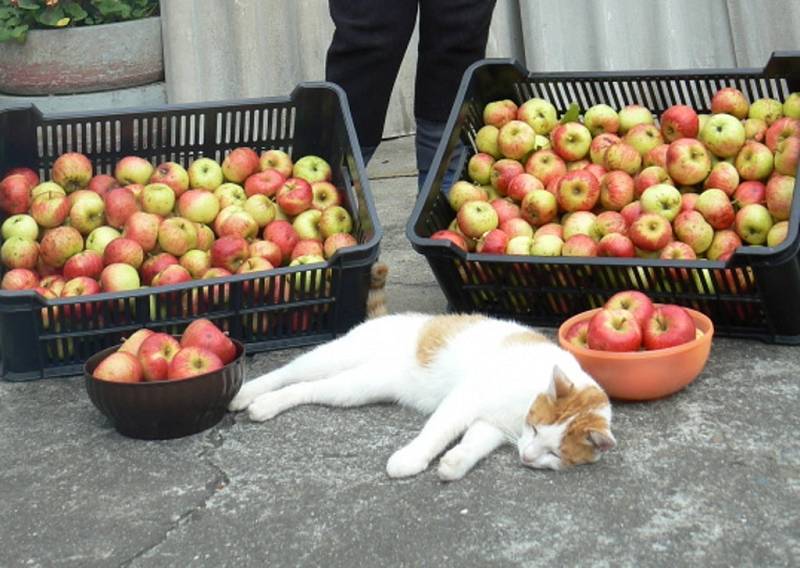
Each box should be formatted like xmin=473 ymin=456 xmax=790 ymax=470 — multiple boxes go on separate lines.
xmin=160 ymin=0 xmax=800 ymax=138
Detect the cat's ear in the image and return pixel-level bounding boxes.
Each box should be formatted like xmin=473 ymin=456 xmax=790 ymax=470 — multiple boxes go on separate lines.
xmin=587 ymin=429 xmax=616 ymax=453
xmin=552 ymin=365 xmax=574 ymax=399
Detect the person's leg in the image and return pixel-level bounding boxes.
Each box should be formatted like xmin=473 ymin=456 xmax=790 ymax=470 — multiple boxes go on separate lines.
xmin=326 ymin=1 xmax=418 ymax=166
xmin=416 ymin=0 xmax=497 ymax=192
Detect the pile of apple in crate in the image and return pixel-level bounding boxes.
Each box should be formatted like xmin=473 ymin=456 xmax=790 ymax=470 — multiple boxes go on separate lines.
xmin=0 ymin=148 xmax=358 ymax=301
xmin=436 ymin=89 xmax=798 ymax=262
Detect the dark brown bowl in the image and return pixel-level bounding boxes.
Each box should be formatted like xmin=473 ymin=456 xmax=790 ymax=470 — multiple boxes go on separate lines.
xmin=84 ymin=340 xmax=245 ymax=440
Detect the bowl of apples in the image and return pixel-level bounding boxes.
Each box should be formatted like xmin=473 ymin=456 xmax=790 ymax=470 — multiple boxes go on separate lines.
xmin=84 ymin=318 xmax=245 ymax=439
xmin=558 ymin=290 xmax=714 ymax=401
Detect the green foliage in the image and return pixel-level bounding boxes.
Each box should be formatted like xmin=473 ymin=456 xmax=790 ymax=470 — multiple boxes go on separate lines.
xmin=0 ymin=0 xmax=159 ymax=43
xmin=559 ymin=102 xmax=582 ymax=124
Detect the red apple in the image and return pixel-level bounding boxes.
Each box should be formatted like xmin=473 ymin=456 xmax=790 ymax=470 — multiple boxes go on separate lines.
xmin=660 ymin=105 xmax=699 ymax=142
xmin=123 ymin=211 xmax=162 ymax=253
xmin=149 ymin=162 xmax=190 ymax=197
xmin=52 ymin=152 xmax=93 ymax=193
xmin=483 ymin=99 xmax=518 ymax=128
xmin=603 ymin=142 xmax=642 ymax=176
xmin=589 ymin=132 xmax=622 ymax=165
xmin=118 ymin=328 xmax=155 ymax=356
xmin=711 ymin=87 xmax=749 ymax=119
xmin=276 ymin=177 xmax=313 ymax=216
xmin=764 ymin=117 xmax=800 ymax=152
xmin=210 ymin=235 xmax=250 ymax=272
xmin=263 ymin=220 xmax=300 ymax=263
xmin=222 ymin=147 xmax=260 ymax=184
xmin=103 ymin=187 xmax=140 ymax=229
xmin=100 ymin=263 xmax=141 ymax=292
xmin=620 ymin=201 xmax=643 ymax=226
xmin=115 ymin=156 xmax=154 ymax=186
xmin=249 ymin=239 xmax=284 ymax=267
xmin=430 ymin=229 xmax=468 ymax=251
xmin=597 ymin=233 xmax=635 ymax=257
xmin=180 ymin=318 xmax=237 ymax=364
xmin=4 ymin=167 xmax=38 ymax=188
xmin=0 ymin=174 xmax=33 ymax=215
xmin=62 ymin=250 xmax=103 ymax=280
xmin=152 ymin=264 xmax=193 ymax=287
xmin=765 ymin=174 xmax=795 ymax=221
xmin=524 ymin=150 xmax=566 ymax=186
xmin=168 ymin=346 xmax=224 ymax=380
xmin=141 ymin=252 xmax=179 ymax=285
xmin=323 ymin=233 xmax=358 ymax=259
xmin=244 ymin=169 xmax=285 ymax=198
xmin=93 ymin=351 xmax=142 ymax=383
xmin=556 ymin=169 xmax=600 ymax=212
xmin=600 ymin=170 xmax=635 ymax=210
xmin=39 ymin=226 xmax=84 ymax=268
xmin=489 ymin=159 xmax=525 ymax=195
xmin=1 ymin=268 xmax=39 ymax=290
xmin=60 ymin=276 xmax=101 ymax=318
xmin=138 ymin=332 xmax=181 ymax=381
xmin=587 ymin=308 xmax=642 ymax=352
xmin=704 ymin=161 xmax=740 ymax=196
xmin=642 ymin=305 xmax=696 ymax=350
xmin=290 ymin=239 xmax=325 ymax=261
xmin=505 ymin=173 xmax=543 ymax=203
xmin=595 ymin=211 xmax=627 ymax=237
xmin=733 ymin=181 xmax=766 ymax=207
xmin=103 ymin=238 xmax=144 ymax=269
xmin=475 ymin=229 xmax=509 ymax=255
xmin=604 ymin=290 xmax=655 ymax=328
xmin=562 ymin=234 xmax=598 ymax=257
xmin=259 ymin=150 xmax=293 ymax=178
xmin=666 ymin=138 xmax=711 ymax=185
xmin=564 ymin=320 xmax=589 ymax=349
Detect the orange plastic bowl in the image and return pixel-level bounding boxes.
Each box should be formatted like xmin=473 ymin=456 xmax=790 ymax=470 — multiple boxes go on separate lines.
xmin=558 ymin=306 xmax=714 ymax=401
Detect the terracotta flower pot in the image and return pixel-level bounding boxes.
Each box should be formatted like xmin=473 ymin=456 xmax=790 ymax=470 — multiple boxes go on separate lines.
xmin=0 ymin=17 xmax=163 ymax=96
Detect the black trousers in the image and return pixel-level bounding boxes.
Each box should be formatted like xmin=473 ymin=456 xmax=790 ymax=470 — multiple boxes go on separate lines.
xmin=326 ymin=0 xmax=497 ymax=150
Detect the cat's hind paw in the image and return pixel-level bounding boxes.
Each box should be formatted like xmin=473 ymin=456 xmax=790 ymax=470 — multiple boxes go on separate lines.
xmin=437 ymin=448 xmax=470 ymax=482
xmin=386 ymin=447 xmax=429 ymax=479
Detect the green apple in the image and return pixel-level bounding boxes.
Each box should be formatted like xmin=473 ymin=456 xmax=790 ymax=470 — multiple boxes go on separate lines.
xmin=142 ymin=183 xmax=176 ymax=216
xmin=188 ymin=157 xmax=224 ymax=190
xmin=292 ymin=209 xmax=322 ymax=241
xmin=2 ymin=214 xmax=39 ymax=241
xmin=640 ymin=184 xmax=682 ymax=221
xmin=85 ymin=226 xmax=121 ymax=255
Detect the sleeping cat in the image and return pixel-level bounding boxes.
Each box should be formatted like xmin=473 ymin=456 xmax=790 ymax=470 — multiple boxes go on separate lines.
xmin=229 ymin=311 xmax=616 ymax=481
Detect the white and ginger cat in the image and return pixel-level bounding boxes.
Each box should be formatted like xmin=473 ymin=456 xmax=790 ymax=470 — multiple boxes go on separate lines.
xmin=229 ymin=312 xmax=615 ymax=481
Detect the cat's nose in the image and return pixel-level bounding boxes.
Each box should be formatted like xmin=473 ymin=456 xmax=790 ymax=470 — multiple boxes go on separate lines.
xmin=520 ymin=447 xmax=537 ymax=465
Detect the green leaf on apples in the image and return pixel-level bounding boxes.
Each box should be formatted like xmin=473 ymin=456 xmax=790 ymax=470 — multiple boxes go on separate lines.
xmin=559 ymin=103 xmax=581 ymax=124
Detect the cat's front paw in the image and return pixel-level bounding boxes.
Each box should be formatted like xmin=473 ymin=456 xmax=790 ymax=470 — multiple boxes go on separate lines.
xmin=228 ymin=382 xmax=261 ymax=412
xmin=437 ymin=448 xmax=470 ymax=482
xmin=246 ymin=392 xmax=286 ymax=422
xmin=386 ymin=447 xmax=429 ymax=479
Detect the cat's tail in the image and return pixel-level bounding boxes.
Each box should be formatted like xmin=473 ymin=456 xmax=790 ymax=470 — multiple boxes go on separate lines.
xmin=366 ymin=261 xmax=389 ymax=319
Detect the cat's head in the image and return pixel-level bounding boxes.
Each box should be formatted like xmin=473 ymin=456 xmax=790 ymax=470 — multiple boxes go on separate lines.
xmin=517 ymin=365 xmax=615 ymax=471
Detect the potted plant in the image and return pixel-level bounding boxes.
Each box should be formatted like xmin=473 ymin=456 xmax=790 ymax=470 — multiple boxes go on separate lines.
xmin=0 ymin=0 xmax=162 ymax=95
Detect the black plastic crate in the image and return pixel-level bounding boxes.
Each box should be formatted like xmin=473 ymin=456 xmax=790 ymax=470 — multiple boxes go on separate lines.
xmin=0 ymin=82 xmax=383 ymax=381
xmin=407 ymin=52 xmax=800 ymax=344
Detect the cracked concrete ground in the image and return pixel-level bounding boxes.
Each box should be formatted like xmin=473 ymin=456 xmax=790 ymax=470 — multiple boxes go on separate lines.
xmin=1 ymin=136 xmax=799 ymax=567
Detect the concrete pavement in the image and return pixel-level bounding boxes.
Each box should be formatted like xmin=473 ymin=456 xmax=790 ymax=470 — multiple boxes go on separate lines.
xmin=0 ymin=136 xmax=798 ymax=567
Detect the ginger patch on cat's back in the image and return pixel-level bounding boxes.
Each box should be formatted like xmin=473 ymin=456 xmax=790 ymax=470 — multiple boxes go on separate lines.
xmin=416 ymin=314 xmax=486 ymax=366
